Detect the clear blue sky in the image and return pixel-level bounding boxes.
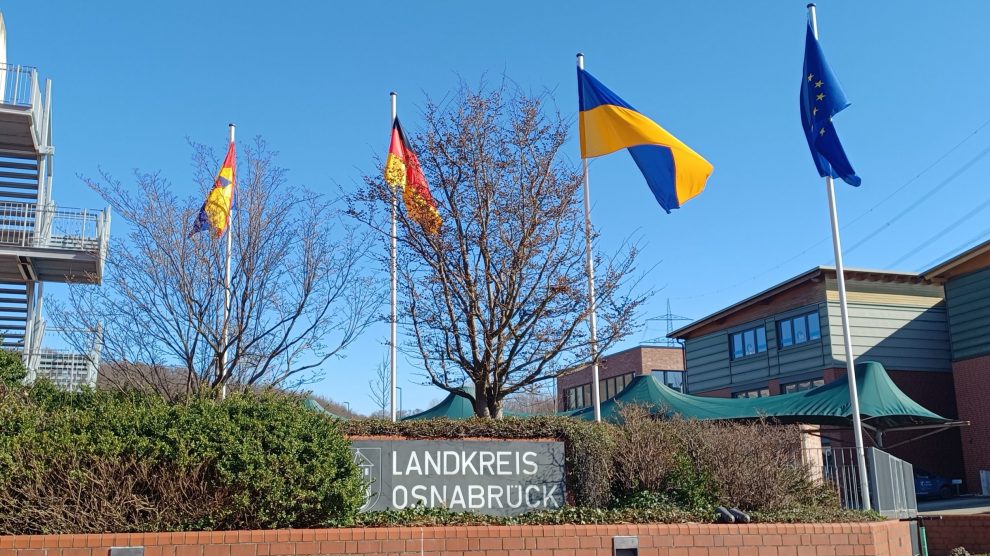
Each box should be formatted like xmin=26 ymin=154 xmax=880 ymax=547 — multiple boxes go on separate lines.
xmin=7 ymin=2 xmax=990 ymax=414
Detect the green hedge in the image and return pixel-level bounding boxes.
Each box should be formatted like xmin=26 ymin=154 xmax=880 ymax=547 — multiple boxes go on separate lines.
xmin=0 ymin=381 xmax=364 ymax=534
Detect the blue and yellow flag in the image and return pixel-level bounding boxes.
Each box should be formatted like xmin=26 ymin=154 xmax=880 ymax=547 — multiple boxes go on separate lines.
xmin=191 ymin=141 xmax=235 ymax=237
xmin=578 ymin=68 xmax=713 ymax=213
xmin=800 ymin=22 xmax=860 ymax=186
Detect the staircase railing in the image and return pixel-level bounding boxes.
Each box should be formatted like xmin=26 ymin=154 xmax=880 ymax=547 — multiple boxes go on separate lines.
xmin=0 ymin=64 xmax=45 ymax=148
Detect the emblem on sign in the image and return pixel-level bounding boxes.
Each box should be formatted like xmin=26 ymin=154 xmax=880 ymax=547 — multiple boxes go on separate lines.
xmin=351 ymin=447 xmax=382 ymax=511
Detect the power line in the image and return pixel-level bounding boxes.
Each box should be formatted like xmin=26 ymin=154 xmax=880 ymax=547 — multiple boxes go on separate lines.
xmin=887 ymin=197 xmax=990 ymax=269
xmin=672 ymin=116 xmax=990 ymax=302
xmin=844 ymin=143 xmax=990 ymax=257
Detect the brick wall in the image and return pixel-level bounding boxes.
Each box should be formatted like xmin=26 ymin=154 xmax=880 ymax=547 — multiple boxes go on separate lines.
xmin=923 ymin=515 xmax=990 ymax=556
xmin=952 ymin=353 xmax=990 ymax=492
xmin=557 ymin=346 xmax=684 ymax=411
xmin=0 ymin=521 xmax=912 ymax=556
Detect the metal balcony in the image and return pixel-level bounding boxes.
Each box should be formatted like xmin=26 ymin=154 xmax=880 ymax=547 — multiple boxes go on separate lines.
xmin=22 ymin=321 xmax=102 ymax=391
xmin=0 ymin=202 xmax=111 ymax=283
xmin=0 ymin=63 xmax=49 ymax=155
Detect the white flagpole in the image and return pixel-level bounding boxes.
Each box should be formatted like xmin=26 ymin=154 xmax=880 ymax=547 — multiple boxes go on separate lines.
xmin=220 ymin=123 xmax=235 ymax=401
xmin=808 ymin=4 xmax=871 ymax=511
xmin=389 ymin=92 xmax=399 ymax=423
xmin=577 ymin=53 xmax=602 ymax=423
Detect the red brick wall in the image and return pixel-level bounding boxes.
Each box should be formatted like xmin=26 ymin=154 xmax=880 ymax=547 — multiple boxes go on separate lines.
xmin=0 ymin=521 xmax=912 ymax=556
xmin=924 ymin=515 xmax=990 ymax=556
xmin=557 ymin=346 xmax=684 ymax=411
xmin=952 ymin=353 xmax=990 ymax=493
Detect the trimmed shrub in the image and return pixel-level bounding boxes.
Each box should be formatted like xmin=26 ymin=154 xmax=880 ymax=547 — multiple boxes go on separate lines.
xmin=0 ymin=382 xmax=364 ymax=534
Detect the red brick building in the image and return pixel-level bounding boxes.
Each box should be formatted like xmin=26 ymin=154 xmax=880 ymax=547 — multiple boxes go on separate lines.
xmin=555 ymin=345 xmax=684 ymax=412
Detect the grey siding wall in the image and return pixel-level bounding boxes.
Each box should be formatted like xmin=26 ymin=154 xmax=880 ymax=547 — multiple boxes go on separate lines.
xmin=824 ymin=279 xmax=950 ymax=372
xmin=945 ymin=266 xmax=990 ymax=361
xmin=684 ymin=303 xmax=829 ymax=394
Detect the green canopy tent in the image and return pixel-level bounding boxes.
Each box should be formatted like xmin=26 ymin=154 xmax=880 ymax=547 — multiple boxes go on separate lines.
xmin=568 ymin=361 xmax=965 ymax=444
xmin=303 ymin=397 xmax=347 ymax=420
xmin=402 ymin=385 xmax=531 ymax=420
xmin=402 ymin=386 xmax=477 ymax=420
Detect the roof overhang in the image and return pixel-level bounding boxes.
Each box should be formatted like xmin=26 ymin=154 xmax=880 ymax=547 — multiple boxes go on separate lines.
xmin=922 ymin=238 xmax=990 ymax=281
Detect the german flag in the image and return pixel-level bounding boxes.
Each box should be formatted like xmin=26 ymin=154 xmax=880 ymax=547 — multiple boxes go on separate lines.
xmin=384 ymin=119 xmax=441 ymax=234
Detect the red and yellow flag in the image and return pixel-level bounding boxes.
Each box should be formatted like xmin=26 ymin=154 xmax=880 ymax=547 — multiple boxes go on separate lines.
xmin=384 ymin=119 xmax=441 ymax=234
xmin=191 ymin=141 xmax=235 ymax=237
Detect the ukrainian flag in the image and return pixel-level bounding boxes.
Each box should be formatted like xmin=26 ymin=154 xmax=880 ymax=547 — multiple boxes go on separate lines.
xmin=578 ymin=68 xmax=712 ymax=213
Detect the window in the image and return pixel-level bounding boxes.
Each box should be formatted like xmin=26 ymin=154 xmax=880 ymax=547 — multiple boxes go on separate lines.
xmin=781 ymin=378 xmax=825 ymax=394
xmin=662 ymin=370 xmax=684 ymax=392
xmin=564 ymin=383 xmax=593 ymax=410
xmin=730 ymin=325 xmax=767 ymax=359
xmin=600 ymin=372 xmax=635 ymax=402
xmin=732 ymin=387 xmax=770 ymax=399
xmin=778 ymin=311 xmax=821 ymax=348
xmin=652 ymin=369 xmax=685 ymax=392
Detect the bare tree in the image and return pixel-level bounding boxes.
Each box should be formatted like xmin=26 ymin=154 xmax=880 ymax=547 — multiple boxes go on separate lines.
xmin=51 ymin=138 xmax=381 ymax=399
xmin=503 ymin=384 xmax=558 ymax=416
xmin=352 ymin=82 xmax=648 ymax=417
xmin=367 ymin=356 xmax=390 ymax=417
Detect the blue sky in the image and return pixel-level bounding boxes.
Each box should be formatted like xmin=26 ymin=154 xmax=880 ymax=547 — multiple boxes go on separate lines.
xmin=6 ymin=2 xmax=990 ymax=413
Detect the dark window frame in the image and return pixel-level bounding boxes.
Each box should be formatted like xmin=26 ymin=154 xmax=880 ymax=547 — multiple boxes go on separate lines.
xmin=777 ymin=311 xmax=822 ymax=350
xmin=729 ymin=324 xmax=768 ymax=360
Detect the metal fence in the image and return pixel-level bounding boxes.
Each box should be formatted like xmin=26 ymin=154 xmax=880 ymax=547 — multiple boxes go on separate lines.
xmin=803 ymin=445 xmax=917 ymax=518
xmin=0 ymin=202 xmax=106 ymax=251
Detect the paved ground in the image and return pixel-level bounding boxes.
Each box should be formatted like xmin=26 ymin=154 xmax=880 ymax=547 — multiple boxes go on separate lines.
xmin=918 ymin=495 xmax=990 ymax=515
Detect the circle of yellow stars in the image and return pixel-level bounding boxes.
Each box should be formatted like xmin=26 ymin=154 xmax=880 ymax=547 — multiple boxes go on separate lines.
xmin=808 ymin=73 xmax=827 ymax=135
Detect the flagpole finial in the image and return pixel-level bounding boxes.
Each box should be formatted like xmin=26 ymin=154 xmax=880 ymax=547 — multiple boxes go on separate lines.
xmin=576 ymin=53 xmax=584 ymax=70
xmin=806 ymin=3 xmax=815 ymax=7
xmin=390 ymin=91 xmax=396 ymax=97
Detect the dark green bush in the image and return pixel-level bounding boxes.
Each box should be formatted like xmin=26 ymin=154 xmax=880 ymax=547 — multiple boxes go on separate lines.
xmin=0 ymin=382 xmax=364 ymax=534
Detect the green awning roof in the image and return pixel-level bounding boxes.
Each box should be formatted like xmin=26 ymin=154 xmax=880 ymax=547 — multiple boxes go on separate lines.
xmin=303 ymin=397 xmax=347 ymax=420
xmin=402 ymin=387 xmax=477 ymax=420
xmin=569 ymin=361 xmax=955 ymax=432
xmin=403 ymin=385 xmax=531 ymax=420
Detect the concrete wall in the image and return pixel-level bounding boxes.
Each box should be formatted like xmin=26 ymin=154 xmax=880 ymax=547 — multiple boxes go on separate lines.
xmin=0 ymin=521 xmax=914 ymax=556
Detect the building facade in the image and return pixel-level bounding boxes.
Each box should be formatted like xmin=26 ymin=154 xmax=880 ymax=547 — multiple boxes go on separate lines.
xmin=669 ymin=266 xmax=965 ymax=485
xmin=556 ymin=345 xmax=684 ymax=412
xmin=0 ymin=12 xmax=110 ymax=389
xmin=923 ymin=240 xmax=990 ymax=493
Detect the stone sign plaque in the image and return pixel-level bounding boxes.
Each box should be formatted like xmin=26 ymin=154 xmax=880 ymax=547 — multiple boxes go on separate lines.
xmin=350 ymin=439 xmax=565 ymax=516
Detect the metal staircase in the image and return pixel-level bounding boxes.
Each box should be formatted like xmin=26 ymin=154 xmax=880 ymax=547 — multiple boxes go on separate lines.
xmin=0 ymin=280 xmax=26 ymax=349
xmin=0 ymin=152 xmax=40 ymax=204
xmin=0 ymin=29 xmax=109 ymax=389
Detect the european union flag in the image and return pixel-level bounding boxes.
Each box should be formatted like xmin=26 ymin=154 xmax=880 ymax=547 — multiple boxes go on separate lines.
xmin=800 ymin=22 xmax=861 ymax=187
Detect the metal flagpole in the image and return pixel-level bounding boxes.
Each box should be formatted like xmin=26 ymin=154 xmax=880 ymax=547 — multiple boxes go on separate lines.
xmin=577 ymin=53 xmax=602 ymax=423
xmin=808 ymin=4 xmax=871 ymax=511
xmin=220 ymin=123 xmax=235 ymax=401
xmin=389 ymin=92 xmax=399 ymax=423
